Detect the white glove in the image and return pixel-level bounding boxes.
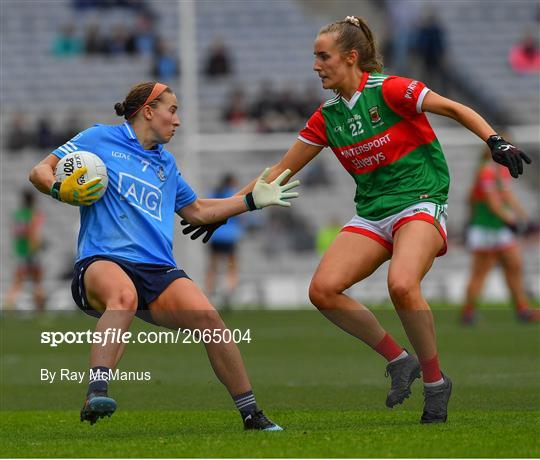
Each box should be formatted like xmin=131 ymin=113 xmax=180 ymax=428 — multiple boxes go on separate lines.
xmin=245 ymin=168 xmax=300 ymax=210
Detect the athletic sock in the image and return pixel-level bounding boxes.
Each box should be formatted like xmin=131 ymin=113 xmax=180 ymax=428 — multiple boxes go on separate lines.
xmin=373 ymin=333 xmax=405 ymax=362
xmin=233 ymin=390 xmax=258 ymax=418
xmin=420 ymin=354 xmax=443 ymax=386
xmin=389 ymin=349 xmax=409 ymax=363
xmin=87 ymin=366 xmax=110 ymax=396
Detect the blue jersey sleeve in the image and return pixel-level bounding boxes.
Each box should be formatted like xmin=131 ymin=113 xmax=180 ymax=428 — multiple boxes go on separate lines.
xmin=175 ymin=171 xmax=197 ymax=212
xmin=52 ymin=125 xmax=103 ymax=159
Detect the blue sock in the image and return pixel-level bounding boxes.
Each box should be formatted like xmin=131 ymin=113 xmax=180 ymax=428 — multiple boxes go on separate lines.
xmin=87 ymin=366 xmax=110 ymax=395
xmin=233 ymin=390 xmax=258 ymax=418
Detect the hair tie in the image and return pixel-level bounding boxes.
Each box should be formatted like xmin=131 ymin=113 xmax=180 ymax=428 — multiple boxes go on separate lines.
xmin=128 ymin=82 xmax=168 ymax=119
xmin=344 ymin=16 xmax=360 ymax=27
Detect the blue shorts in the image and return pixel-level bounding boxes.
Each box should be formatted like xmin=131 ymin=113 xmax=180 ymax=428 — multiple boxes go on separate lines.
xmin=71 ymin=255 xmax=190 ymax=325
xmin=210 ymin=241 xmax=237 ymax=255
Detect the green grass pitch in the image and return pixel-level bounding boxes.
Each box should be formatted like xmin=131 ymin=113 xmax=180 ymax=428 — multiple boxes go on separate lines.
xmin=1 ymin=307 xmax=539 ymax=457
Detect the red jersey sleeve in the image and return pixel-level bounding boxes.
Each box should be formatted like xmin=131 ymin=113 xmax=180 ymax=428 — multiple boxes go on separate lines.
xmin=382 ymin=76 xmax=431 ymax=119
xmin=298 ymin=106 xmax=328 ymax=147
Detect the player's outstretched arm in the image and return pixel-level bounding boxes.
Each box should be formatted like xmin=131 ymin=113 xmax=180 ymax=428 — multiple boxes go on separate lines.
xmin=179 ymin=167 xmax=301 ymax=228
xmin=422 ymin=91 xmax=532 ymax=178
xmin=181 ymin=140 xmax=321 ymax=243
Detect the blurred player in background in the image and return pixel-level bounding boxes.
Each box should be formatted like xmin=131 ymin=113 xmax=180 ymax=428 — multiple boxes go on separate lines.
xmin=461 ymin=146 xmax=540 ymax=325
xmin=29 ymin=81 xmax=300 ymax=430
xmin=183 ymin=16 xmax=532 ymax=424
xmin=315 ymin=216 xmax=342 ymax=256
xmin=205 ymin=173 xmax=244 ymax=310
xmin=4 ymin=189 xmax=46 ymax=312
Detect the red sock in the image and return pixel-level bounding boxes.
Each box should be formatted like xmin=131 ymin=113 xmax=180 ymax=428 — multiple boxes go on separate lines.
xmin=420 ymin=354 xmax=443 ymax=383
xmin=373 ymin=333 xmax=403 ymax=362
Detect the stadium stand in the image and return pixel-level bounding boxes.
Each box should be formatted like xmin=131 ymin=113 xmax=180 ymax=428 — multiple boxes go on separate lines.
xmin=1 ymin=0 xmax=538 ymax=309
xmin=421 ymin=0 xmax=540 ymax=125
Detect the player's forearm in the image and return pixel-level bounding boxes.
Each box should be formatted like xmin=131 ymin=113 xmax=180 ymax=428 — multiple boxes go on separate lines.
xmin=502 ymin=191 xmax=528 ymax=219
xmin=445 ymin=103 xmax=496 ymax=142
xmin=190 ymin=197 xmax=248 ymax=224
xmin=423 ymin=92 xmax=496 ymax=142
xmin=29 ymin=163 xmax=56 ymax=195
xmin=485 ymin=194 xmax=514 ymax=224
xmin=236 ymin=164 xmax=280 ymax=196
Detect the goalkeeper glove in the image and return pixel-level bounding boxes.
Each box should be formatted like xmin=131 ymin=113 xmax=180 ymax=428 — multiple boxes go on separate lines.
xmin=244 ymin=168 xmax=300 ymax=211
xmin=50 ymin=167 xmax=104 ymax=206
xmin=180 ymin=219 xmax=227 ymax=244
xmin=487 ymin=134 xmax=532 ymax=178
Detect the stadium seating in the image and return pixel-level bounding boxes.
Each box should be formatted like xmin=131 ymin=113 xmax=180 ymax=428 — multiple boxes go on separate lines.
xmin=1 ymin=1 xmax=539 ymax=309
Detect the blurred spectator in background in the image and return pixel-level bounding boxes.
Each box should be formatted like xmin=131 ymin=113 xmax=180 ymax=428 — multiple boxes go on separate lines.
xmin=461 ymin=146 xmax=540 ymax=325
xmin=249 ymin=83 xmax=309 ymax=133
xmin=297 ymin=83 xmax=323 ymax=119
xmin=301 ymin=160 xmax=331 ymax=188
xmin=52 ymin=23 xmax=83 ymax=57
xmin=273 ymin=86 xmax=304 ymax=131
xmin=315 ymin=217 xmax=342 ymax=257
xmin=384 ymin=0 xmax=419 ymax=73
xmin=205 ymin=174 xmax=245 ymax=309
xmin=35 ymin=117 xmax=56 ymax=150
xmin=151 ymin=38 xmax=179 ymax=81
xmin=249 ymin=80 xmax=278 ymax=131
xmin=4 ymin=190 xmax=46 ymax=312
xmin=73 ymin=0 xmax=150 ymax=11
xmin=130 ymin=13 xmax=156 ymax=56
xmin=84 ymin=23 xmax=106 ymax=55
xmin=222 ymin=88 xmax=250 ymax=130
xmin=105 ymin=23 xmax=130 ymax=56
xmin=5 ymin=115 xmax=84 ymax=152
xmin=509 ymin=32 xmax=540 ymax=74
xmin=415 ymin=10 xmax=447 ymax=93
xmin=6 ymin=113 xmax=31 ymax=152
xmin=263 ymin=208 xmax=315 ymax=256
xmin=58 ymin=111 xmax=83 ymax=145
xmin=204 ymin=38 xmax=233 ymax=78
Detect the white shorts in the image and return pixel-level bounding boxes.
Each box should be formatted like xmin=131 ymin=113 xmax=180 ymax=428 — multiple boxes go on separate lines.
xmin=466 ymin=225 xmax=516 ymax=251
xmin=342 ymin=202 xmax=448 ymax=257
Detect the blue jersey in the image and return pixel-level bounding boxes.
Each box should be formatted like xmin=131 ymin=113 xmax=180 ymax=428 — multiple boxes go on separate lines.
xmin=53 ymin=122 xmax=197 ymax=266
xmin=210 ymin=186 xmax=243 ymax=244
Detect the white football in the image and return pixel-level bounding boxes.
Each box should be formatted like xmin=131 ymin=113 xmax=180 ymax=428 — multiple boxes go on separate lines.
xmin=55 ymin=151 xmax=108 ymax=201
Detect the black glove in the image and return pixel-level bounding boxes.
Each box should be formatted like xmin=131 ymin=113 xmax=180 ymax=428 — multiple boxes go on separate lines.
xmin=487 ymin=134 xmax=532 ymax=178
xmin=180 ymin=219 xmax=227 ymax=244
xmin=507 ymin=219 xmax=540 ymax=236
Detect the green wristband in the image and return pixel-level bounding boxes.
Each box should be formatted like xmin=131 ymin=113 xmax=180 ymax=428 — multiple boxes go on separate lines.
xmin=50 ymin=182 xmax=62 ymax=201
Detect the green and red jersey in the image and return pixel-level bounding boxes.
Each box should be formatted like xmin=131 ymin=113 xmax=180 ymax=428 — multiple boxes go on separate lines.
xmin=12 ymin=207 xmax=44 ymax=258
xmin=469 ymin=160 xmax=512 ymax=229
xmin=298 ymin=72 xmax=449 ymax=220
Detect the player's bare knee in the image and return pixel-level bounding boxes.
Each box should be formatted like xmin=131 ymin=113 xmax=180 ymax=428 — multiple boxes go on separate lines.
xmin=387 ymin=278 xmax=420 ymax=306
xmin=106 ymin=288 xmax=138 ymax=312
xmin=309 ymin=278 xmax=343 ymax=309
xmin=192 ymin=309 xmax=224 ymax=330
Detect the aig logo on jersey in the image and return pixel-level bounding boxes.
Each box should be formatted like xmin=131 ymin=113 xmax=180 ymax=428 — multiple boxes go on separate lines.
xmin=118 ymin=172 xmax=162 ymax=221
